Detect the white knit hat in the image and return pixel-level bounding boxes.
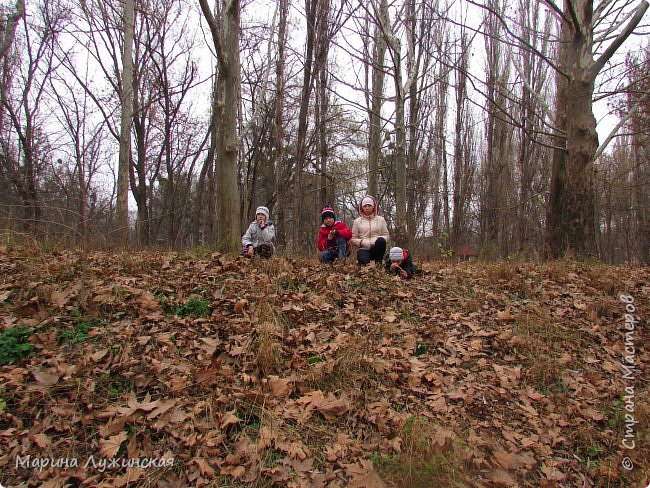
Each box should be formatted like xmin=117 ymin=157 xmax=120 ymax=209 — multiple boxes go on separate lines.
xmin=255 ymin=206 xmax=270 ymax=219
xmin=389 ymin=247 xmax=404 ymax=261
xmin=361 ymin=196 xmax=375 ymax=207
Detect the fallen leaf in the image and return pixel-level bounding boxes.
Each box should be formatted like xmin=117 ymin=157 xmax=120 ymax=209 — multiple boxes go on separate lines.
xmin=267 ymin=375 xmax=292 ymax=398
xmin=221 ymin=411 xmax=241 ymax=429
xmin=99 ymin=431 xmax=128 ymax=458
xmin=31 ymin=370 xmax=60 ymax=386
xmin=384 ymin=311 xmax=398 ymax=323
xmin=31 ymin=433 xmax=51 ymax=448
xmin=234 ymin=299 xmax=247 ymax=314
xmin=50 ymin=290 xmax=68 ymax=308
xmin=91 ymin=349 xmax=109 ymax=361
xmin=220 ymin=464 xmax=245 ymax=478
xmin=497 ymin=309 xmax=514 ymax=321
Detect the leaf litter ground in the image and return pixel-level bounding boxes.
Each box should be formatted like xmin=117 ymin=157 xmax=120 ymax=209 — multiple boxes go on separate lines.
xmin=0 ymin=247 xmax=648 ymax=487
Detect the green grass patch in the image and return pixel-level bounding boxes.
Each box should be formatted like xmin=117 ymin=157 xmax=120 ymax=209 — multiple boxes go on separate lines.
xmin=96 ymin=372 xmax=135 ymax=400
xmin=57 ymin=319 xmax=97 ymax=344
xmin=0 ymin=325 xmax=35 ymax=365
xmin=175 ymin=297 xmax=211 ymax=318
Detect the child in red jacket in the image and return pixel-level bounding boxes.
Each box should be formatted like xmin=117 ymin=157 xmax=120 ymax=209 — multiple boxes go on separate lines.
xmin=318 ymin=206 xmax=352 ymax=263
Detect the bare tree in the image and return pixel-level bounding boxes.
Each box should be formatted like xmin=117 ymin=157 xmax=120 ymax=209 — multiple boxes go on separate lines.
xmin=545 ymin=0 xmax=648 ymax=258
xmin=480 ymin=0 xmax=515 ymax=257
xmin=450 ymin=32 xmax=475 ymax=249
xmin=271 ymin=0 xmax=289 ymax=249
xmin=116 ymin=0 xmax=134 ymax=246
xmin=0 ymin=0 xmax=65 ymax=235
xmin=367 ymin=0 xmax=387 ymax=199
xmin=199 ymin=0 xmax=242 ymax=252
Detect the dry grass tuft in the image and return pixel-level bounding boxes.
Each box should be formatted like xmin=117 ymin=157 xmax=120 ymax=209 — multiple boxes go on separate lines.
xmin=306 ymin=336 xmax=374 ymax=391
xmin=485 ymin=262 xmax=517 ymax=282
xmin=373 ymin=415 xmax=471 ymax=488
xmin=513 ymin=306 xmax=569 ymax=389
xmin=543 ymin=260 xmax=570 ymax=282
xmin=253 ymin=301 xmax=284 ymax=375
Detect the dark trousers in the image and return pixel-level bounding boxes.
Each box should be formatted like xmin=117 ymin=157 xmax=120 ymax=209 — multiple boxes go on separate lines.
xmin=240 ymin=242 xmax=273 ymax=259
xmin=320 ymin=237 xmax=348 ymax=262
xmin=357 ymin=237 xmax=386 ymax=264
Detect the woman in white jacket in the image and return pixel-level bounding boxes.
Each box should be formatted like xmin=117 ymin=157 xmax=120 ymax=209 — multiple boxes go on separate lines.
xmin=350 ymin=195 xmax=389 ymax=265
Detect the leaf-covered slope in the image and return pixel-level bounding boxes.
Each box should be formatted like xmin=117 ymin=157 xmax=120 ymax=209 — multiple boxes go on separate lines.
xmin=0 ymin=248 xmax=648 ymax=487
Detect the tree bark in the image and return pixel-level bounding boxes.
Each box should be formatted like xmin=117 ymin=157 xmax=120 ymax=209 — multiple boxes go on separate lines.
xmin=545 ymin=0 xmax=648 ymax=259
xmin=116 ymin=0 xmax=135 ymax=247
xmin=367 ymin=0 xmax=387 ymax=199
xmin=199 ymin=0 xmax=242 ymax=252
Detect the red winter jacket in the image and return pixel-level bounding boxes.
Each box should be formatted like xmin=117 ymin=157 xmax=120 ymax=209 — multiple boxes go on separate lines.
xmin=318 ymin=220 xmax=352 ymax=251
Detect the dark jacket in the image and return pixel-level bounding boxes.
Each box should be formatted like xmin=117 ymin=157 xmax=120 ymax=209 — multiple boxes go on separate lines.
xmin=318 ymin=220 xmax=352 ymax=251
xmin=384 ymin=248 xmax=417 ymax=278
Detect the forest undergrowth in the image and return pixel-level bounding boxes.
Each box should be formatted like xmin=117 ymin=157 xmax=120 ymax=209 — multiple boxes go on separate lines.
xmin=0 ymin=242 xmax=648 ymax=487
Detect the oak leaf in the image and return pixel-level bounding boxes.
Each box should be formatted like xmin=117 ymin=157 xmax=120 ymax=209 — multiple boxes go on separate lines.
xmin=221 ymin=410 xmax=241 ymax=429
xmin=99 ymin=431 xmax=128 ymax=458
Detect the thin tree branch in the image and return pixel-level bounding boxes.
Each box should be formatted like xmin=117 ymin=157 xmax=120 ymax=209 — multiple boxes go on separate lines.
xmin=591 ymin=0 xmax=649 ymax=76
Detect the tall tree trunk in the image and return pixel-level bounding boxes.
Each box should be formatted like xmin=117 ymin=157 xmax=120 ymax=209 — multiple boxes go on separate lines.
xmin=315 ymin=0 xmax=330 ymax=205
xmin=405 ymin=0 xmax=420 ymax=247
xmin=451 ymin=35 xmax=470 ymax=249
xmin=385 ymin=11 xmax=407 ymax=245
xmin=291 ymin=0 xmax=317 ymax=253
xmin=546 ymin=0 xmax=648 ymax=259
xmin=367 ymin=0 xmax=387 ymax=198
xmin=273 ymin=0 xmax=289 ymax=249
xmin=199 ymin=0 xmax=242 ymax=252
xmin=117 ymin=0 xmax=135 ymax=247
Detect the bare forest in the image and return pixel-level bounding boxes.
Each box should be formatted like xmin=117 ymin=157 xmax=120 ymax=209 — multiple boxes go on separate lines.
xmin=1 ymin=2 xmax=650 ymax=486
xmin=0 ymin=0 xmax=648 ymax=261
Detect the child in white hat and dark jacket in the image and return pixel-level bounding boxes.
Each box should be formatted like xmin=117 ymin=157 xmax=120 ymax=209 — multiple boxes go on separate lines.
xmin=241 ymin=206 xmax=275 ymax=258
xmin=385 ymin=246 xmax=417 ymax=278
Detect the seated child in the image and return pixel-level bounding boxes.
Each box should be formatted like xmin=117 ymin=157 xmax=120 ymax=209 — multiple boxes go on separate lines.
xmin=317 ymin=205 xmax=352 ymax=263
xmin=385 ymin=246 xmax=417 ymax=278
xmin=241 ymin=206 xmax=275 ymax=258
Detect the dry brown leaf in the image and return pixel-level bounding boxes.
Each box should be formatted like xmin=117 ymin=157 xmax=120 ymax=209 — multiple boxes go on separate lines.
xmin=91 ymin=349 xmax=109 ymax=361
xmin=220 ymin=464 xmax=245 ymax=478
xmin=31 ymin=433 xmax=51 ymax=448
xmin=194 ymin=458 xmax=216 ymax=477
xmin=146 ymin=399 xmax=177 ymax=420
xmin=497 ymin=309 xmax=514 ymax=321
xmin=31 ymin=370 xmax=60 ymax=386
xmin=234 ymin=299 xmax=247 ymax=314
xmin=384 ymin=311 xmax=398 ymax=323
xmin=50 ymin=290 xmax=68 ymax=307
xmin=267 ymin=375 xmax=292 ymax=398
xmin=573 ymin=301 xmax=587 ymax=310
xmin=343 ymin=459 xmax=386 ymax=488
xmin=138 ymin=291 xmax=158 ymax=310
xmin=99 ymin=431 xmax=128 ymax=458
xmin=486 ymin=469 xmax=518 ymax=487
xmin=112 ymin=467 xmax=144 ymax=487
xmin=540 ymin=462 xmax=567 ymax=481
xmin=317 ymin=396 xmax=349 ymax=420
xmin=221 ymin=411 xmax=241 ymax=429
xmin=493 ymin=448 xmax=520 ymax=469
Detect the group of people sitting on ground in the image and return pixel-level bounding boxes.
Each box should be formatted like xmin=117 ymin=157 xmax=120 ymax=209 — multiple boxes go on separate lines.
xmin=240 ymin=196 xmax=417 ymax=278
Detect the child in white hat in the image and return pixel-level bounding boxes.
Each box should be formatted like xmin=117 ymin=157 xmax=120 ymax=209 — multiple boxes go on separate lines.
xmin=385 ymin=246 xmax=417 ymax=278
xmin=241 ymin=206 xmax=275 ymax=258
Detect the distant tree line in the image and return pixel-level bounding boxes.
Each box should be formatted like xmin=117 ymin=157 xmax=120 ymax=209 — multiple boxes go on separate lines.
xmin=0 ymin=0 xmax=647 ymax=263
